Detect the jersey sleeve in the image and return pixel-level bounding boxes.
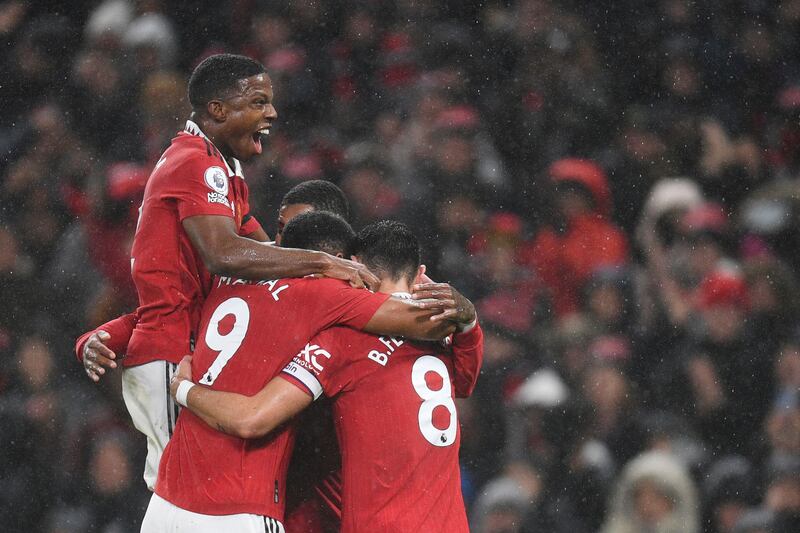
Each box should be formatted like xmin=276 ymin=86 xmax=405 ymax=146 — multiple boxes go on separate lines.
xmin=74 ymin=312 xmax=137 ymax=362
xmin=279 ymin=329 xmax=353 ymax=400
xmin=237 ymin=183 xmax=263 ymax=236
xmin=303 ymin=279 xmax=390 ymax=331
xmin=239 ymin=213 xmax=263 ymax=237
xmin=165 ymin=153 xmax=237 ymax=221
xmin=451 ymin=321 xmax=484 ymax=398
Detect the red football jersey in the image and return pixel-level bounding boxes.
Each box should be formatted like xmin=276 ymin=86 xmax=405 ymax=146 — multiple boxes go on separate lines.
xmin=126 ymin=120 xmax=262 ymax=367
xmin=281 ymin=325 xmax=482 ymax=532
xmin=155 ymin=276 xmax=389 ymax=518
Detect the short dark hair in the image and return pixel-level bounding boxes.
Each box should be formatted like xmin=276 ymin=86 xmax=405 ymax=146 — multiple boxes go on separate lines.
xmin=281 ymin=180 xmax=351 ymax=222
xmin=187 ymin=54 xmax=265 ymax=110
xmin=352 ymin=220 xmax=420 ymax=283
xmin=280 ymin=211 xmax=355 ymax=256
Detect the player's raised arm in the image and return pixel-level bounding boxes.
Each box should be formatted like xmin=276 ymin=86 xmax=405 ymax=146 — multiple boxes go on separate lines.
xmin=183 ymin=215 xmax=378 ymax=289
xmin=170 ymin=356 xmax=311 ymax=439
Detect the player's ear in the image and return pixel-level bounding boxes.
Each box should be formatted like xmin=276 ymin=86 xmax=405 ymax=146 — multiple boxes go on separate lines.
xmin=335 ymin=252 xmax=344 ymax=258
xmin=207 ymin=99 xmax=226 ymax=122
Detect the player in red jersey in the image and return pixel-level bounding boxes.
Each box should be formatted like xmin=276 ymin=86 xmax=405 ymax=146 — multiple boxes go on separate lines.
xmin=76 ymin=54 xmax=378 ymax=490
xmin=143 ymin=212 xmax=476 ymax=532
xmin=75 ymin=179 xmax=354 ymax=371
xmin=74 ymin=179 xmax=359 ymax=383
xmin=169 ymin=220 xmax=483 ymax=532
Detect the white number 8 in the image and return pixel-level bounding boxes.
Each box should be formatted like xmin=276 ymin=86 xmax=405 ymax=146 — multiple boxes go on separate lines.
xmin=200 ymin=297 xmax=250 ymax=385
xmin=412 ymin=355 xmax=457 ymax=447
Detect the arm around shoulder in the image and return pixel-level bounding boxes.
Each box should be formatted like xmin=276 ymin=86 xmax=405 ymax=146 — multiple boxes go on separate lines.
xmin=364 ymin=297 xmax=457 ymax=341
xmin=182 ymin=214 xmax=328 ymax=279
xmin=171 ymin=363 xmax=313 ymax=439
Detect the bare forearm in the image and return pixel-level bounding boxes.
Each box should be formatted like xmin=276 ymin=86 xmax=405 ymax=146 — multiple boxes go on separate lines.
xmin=181 ymin=377 xmax=310 ymax=439
xmin=184 ymin=215 xmax=378 ymax=288
xmin=185 ymin=386 xmax=258 ymax=437
xmin=184 ymin=215 xmax=329 ymax=280
xmin=211 ymin=239 xmax=330 ymax=280
xmin=364 ymin=301 xmax=457 ymax=341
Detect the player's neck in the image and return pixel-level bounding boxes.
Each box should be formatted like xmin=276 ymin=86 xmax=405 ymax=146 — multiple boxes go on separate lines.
xmin=189 ymin=113 xmax=235 ymax=161
xmin=379 ymin=280 xmax=411 ymax=296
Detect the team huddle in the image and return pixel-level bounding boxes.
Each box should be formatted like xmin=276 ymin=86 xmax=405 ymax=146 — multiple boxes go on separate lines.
xmin=75 ymin=54 xmax=484 ymax=532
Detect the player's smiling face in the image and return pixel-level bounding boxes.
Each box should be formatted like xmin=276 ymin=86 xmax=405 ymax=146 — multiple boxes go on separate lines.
xmin=219 ymin=73 xmax=277 ymax=161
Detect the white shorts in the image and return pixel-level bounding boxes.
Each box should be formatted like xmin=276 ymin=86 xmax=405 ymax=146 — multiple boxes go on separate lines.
xmin=121 ymin=360 xmax=181 ymax=490
xmin=141 ymin=493 xmax=285 ymax=533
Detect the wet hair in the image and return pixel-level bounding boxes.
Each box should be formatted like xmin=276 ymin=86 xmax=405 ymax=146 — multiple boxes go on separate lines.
xmin=187 ymin=54 xmax=265 ymax=110
xmin=281 ymin=180 xmax=351 ymax=222
xmin=351 ymin=220 xmax=420 ymax=283
xmin=280 ymin=211 xmax=355 ymax=257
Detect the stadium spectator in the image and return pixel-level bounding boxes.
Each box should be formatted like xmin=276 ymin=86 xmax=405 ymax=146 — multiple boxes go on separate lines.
xmin=519 ymin=158 xmax=629 ymax=317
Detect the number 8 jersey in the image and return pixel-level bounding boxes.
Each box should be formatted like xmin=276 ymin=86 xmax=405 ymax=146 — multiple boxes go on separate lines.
xmin=280 ymin=322 xmax=484 ymax=533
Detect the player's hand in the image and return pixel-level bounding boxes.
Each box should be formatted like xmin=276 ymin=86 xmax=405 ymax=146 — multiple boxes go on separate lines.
xmin=169 ymin=355 xmax=193 ymax=399
xmin=83 ymin=330 xmax=117 ymax=382
xmin=321 ymin=254 xmax=380 ymax=290
xmin=411 ymin=283 xmax=476 ymax=326
xmin=417 ymin=265 xmax=435 ymax=285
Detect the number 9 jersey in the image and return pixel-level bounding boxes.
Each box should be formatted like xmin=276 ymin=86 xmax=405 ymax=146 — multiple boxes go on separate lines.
xmin=280 ymin=322 xmax=484 ymax=533
xmin=154 ymin=276 xmax=389 ymax=520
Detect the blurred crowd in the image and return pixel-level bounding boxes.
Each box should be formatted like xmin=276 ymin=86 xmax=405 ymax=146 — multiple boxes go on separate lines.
xmin=1 ymin=0 xmax=800 ymax=532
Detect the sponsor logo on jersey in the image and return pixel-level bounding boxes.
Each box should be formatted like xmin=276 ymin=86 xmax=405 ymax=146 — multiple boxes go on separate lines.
xmin=296 ymin=343 xmax=332 ymax=373
xmin=204 ymin=166 xmax=229 ymax=195
xmin=207 ymin=192 xmax=231 ymax=207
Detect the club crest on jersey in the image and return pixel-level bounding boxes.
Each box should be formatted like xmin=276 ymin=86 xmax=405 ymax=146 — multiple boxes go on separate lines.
xmin=204 ymin=166 xmax=229 ymax=195
xmin=296 ymin=343 xmax=332 ymax=372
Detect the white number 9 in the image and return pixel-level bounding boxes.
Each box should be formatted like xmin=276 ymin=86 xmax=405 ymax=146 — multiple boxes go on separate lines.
xmin=412 ymin=355 xmax=457 ymax=447
xmin=200 ymin=297 xmax=250 ymax=385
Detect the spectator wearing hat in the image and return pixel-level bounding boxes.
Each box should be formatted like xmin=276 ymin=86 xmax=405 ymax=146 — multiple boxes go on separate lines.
xmin=601 ymin=451 xmax=700 ymax=533
xmin=634 ymin=177 xmax=704 ymax=327
xmin=635 ymin=201 xmax=737 ymax=366
xmin=650 ymin=269 xmax=774 ymax=456
xmin=520 ymin=158 xmax=629 ymax=317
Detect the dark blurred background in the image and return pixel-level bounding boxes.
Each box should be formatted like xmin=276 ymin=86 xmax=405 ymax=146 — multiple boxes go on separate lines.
xmin=1 ymin=1 xmax=799 ymax=532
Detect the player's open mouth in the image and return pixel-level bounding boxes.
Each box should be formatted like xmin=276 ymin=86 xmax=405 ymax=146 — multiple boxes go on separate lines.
xmin=251 ymin=127 xmax=270 ymax=154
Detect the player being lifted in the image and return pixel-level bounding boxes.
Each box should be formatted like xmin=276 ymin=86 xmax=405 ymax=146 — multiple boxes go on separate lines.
xmin=169 ymin=220 xmax=483 ymax=532
xmin=75 ymin=53 xmax=378 ymax=490
xmin=142 ymin=212 xmax=478 ymax=532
